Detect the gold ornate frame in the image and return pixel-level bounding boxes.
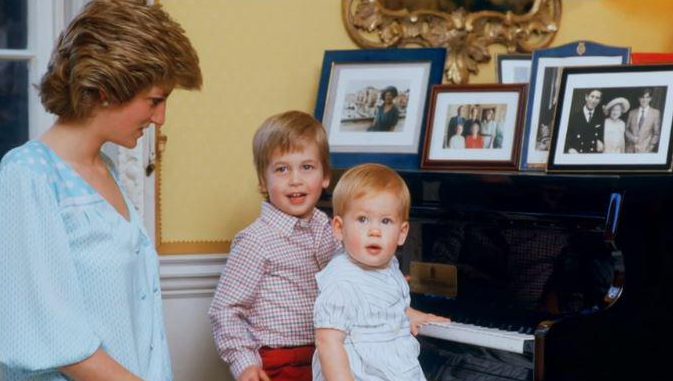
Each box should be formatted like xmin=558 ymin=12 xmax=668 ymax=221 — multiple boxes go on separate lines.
xmin=342 ymin=0 xmax=562 ymax=84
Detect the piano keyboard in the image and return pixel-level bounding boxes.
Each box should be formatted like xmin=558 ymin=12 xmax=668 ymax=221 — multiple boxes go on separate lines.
xmin=418 ymin=322 xmax=535 ymax=354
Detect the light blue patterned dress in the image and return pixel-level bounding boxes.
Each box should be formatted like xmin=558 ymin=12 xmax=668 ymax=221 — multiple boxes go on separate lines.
xmin=312 ymin=252 xmax=425 ymax=381
xmin=0 ymin=141 xmax=172 ymax=381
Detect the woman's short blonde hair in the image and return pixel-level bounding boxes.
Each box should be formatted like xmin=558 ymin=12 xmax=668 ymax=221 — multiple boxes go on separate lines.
xmin=332 ymin=163 xmax=410 ymax=221
xmin=252 ymin=110 xmax=331 ymax=194
xmin=40 ymin=0 xmax=202 ymax=120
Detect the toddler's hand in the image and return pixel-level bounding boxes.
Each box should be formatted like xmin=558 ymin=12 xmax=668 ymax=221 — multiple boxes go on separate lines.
xmin=407 ymin=308 xmax=451 ymax=336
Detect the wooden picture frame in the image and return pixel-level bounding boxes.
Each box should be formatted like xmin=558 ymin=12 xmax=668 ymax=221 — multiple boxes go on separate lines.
xmin=422 ymin=84 xmax=527 ymax=171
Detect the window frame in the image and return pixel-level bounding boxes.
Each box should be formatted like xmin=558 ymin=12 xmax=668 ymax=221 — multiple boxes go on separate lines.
xmin=0 ymin=0 xmax=58 ymax=138
xmin=1 ymin=0 xmax=158 ymax=239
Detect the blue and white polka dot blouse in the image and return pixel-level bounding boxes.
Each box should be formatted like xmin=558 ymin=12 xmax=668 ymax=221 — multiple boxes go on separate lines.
xmin=0 ymin=141 xmax=172 ymax=381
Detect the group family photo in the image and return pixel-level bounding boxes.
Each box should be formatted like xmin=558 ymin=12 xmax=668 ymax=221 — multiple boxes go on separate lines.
xmin=443 ymin=103 xmax=506 ymax=150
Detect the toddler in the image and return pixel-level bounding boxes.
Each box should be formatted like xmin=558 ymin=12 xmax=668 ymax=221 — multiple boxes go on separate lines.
xmin=312 ymin=163 xmax=448 ymax=381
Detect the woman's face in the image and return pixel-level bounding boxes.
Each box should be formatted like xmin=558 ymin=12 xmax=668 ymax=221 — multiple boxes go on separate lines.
xmin=383 ymin=91 xmax=395 ymax=104
xmin=97 ymin=86 xmax=171 ymax=149
xmin=470 ymin=123 xmax=479 ymax=135
xmin=610 ymin=104 xmax=623 ymax=120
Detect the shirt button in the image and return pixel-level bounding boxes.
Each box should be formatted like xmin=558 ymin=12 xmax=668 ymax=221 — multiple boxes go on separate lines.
xmin=135 ymin=248 xmax=141 ymax=255
xmin=141 ymin=294 xmax=146 ymax=300
xmin=153 ymin=287 xmax=159 ymax=294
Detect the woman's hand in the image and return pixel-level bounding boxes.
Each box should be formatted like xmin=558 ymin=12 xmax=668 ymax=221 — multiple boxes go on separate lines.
xmin=59 ymin=349 xmax=143 ymax=381
xmin=406 ymin=307 xmax=451 ymax=336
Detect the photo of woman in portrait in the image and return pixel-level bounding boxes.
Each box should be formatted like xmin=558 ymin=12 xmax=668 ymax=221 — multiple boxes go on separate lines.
xmin=466 ymin=120 xmax=484 ymax=149
xmin=602 ymin=97 xmax=630 ymax=153
xmin=448 ymin=122 xmax=466 ymax=149
xmin=367 ymin=85 xmax=400 ymax=131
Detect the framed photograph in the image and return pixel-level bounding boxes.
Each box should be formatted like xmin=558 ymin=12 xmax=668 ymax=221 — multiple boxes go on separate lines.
xmin=520 ymin=41 xmax=630 ymax=170
xmin=314 ymin=48 xmax=446 ymax=170
xmin=548 ymin=65 xmax=673 ymax=173
xmin=497 ymin=53 xmax=532 ymax=84
xmin=421 ymin=84 xmax=527 ymax=171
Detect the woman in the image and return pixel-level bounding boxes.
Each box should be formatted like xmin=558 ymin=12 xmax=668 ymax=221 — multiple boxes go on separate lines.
xmin=0 ymin=1 xmax=201 ymax=380
xmin=466 ymin=120 xmax=484 ymax=149
xmin=448 ymin=123 xmax=466 ymax=149
xmin=367 ymin=86 xmax=400 ymax=132
xmin=603 ymin=97 xmax=630 ymax=153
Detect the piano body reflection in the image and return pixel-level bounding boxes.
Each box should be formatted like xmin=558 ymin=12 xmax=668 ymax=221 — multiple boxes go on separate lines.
xmin=322 ymin=171 xmax=673 ymax=381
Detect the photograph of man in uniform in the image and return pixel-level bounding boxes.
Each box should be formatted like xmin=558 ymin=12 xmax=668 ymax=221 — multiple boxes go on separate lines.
xmin=564 ymin=89 xmax=604 ymax=154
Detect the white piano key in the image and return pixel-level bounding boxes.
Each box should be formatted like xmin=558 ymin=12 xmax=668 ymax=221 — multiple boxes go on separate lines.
xmin=418 ymin=321 xmax=534 ymax=354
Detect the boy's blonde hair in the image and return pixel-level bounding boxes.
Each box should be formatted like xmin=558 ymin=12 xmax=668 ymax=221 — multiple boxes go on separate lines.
xmin=39 ymin=0 xmax=202 ymax=120
xmin=332 ymin=163 xmax=410 ymax=221
xmin=252 ymin=110 xmax=331 ymax=194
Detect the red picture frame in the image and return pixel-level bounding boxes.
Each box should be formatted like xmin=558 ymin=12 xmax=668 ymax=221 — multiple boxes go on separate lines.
xmin=631 ymin=52 xmax=673 ymax=65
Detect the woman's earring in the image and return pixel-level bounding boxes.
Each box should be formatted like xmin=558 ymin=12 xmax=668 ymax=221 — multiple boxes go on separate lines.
xmin=102 ymin=101 xmax=109 ymax=107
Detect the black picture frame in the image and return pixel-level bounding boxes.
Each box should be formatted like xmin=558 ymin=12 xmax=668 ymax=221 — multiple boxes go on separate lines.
xmin=496 ymin=53 xmax=532 ymax=84
xmin=548 ymin=64 xmax=673 ymax=173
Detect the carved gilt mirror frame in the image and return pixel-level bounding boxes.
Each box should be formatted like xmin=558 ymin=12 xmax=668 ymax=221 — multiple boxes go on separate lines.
xmin=343 ymin=0 xmax=562 ymax=84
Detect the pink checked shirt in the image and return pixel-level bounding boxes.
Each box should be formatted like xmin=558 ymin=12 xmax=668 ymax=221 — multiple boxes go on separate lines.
xmin=208 ymin=202 xmax=339 ymax=378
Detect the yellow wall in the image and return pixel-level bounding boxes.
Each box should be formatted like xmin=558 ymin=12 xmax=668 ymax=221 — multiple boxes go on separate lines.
xmin=158 ymin=0 xmax=673 ymax=251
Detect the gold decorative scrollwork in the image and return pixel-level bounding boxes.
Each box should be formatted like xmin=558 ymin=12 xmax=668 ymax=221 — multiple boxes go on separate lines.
xmin=342 ymin=0 xmax=562 ymax=84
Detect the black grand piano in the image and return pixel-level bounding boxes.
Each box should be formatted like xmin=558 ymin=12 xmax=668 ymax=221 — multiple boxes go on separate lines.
xmin=322 ymin=170 xmax=673 ymax=381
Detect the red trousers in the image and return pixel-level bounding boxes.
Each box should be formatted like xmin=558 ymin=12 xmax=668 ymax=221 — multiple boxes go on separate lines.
xmin=259 ymin=345 xmax=315 ymax=381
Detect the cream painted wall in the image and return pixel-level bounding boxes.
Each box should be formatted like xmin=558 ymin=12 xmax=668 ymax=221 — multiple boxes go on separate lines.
xmin=159 ymin=0 xmax=356 ymax=244
xmin=159 ymin=0 xmax=673 ymax=246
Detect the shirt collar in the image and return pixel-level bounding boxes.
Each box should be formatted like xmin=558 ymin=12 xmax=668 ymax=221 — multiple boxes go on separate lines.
xmin=260 ymin=201 xmax=319 ymax=237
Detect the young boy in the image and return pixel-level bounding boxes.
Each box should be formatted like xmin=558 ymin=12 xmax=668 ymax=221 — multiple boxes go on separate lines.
xmin=209 ymin=111 xmax=340 ymax=381
xmin=313 ymin=163 xmax=449 ymax=380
